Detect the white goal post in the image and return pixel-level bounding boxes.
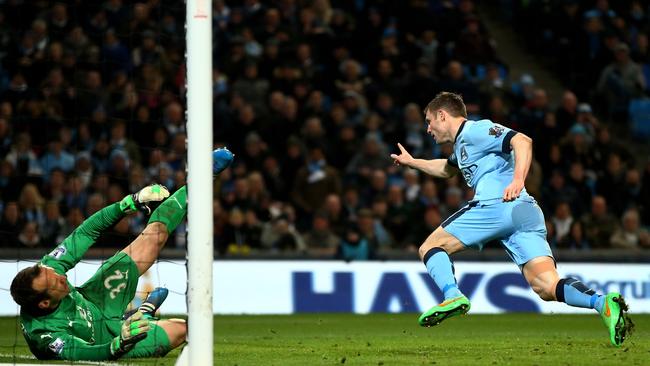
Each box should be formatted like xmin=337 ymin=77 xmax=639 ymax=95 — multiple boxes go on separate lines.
xmin=184 ymin=0 xmax=213 ymax=365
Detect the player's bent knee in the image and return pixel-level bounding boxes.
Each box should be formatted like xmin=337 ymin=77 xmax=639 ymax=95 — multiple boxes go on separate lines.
xmin=418 ymin=228 xmax=465 ymax=259
xmin=147 ymin=222 xmax=169 ymax=246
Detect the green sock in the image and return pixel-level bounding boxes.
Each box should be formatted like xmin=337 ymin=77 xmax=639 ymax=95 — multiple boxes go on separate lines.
xmin=148 ymin=186 xmax=187 ymax=234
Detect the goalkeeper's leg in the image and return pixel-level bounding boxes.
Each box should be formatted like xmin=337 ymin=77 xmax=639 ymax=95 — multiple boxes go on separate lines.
xmin=158 ymin=319 xmax=187 ymax=349
xmin=122 ymin=186 xmax=187 ymax=275
xmin=523 ymin=256 xmax=634 ymax=347
xmin=121 ymin=319 xmax=187 ymax=358
xmin=120 ymin=148 xmax=233 ymax=275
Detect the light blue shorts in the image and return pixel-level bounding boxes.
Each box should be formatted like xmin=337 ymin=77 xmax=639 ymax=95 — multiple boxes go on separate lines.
xmin=442 ymin=196 xmax=553 ymax=266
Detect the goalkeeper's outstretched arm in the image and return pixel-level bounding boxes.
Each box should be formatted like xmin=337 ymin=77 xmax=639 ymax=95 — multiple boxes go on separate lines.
xmin=31 ymin=312 xmax=151 ymax=361
xmin=40 ymin=185 xmax=170 ymax=274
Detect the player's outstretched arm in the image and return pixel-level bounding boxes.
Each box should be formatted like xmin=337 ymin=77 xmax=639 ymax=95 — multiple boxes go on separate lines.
xmin=503 ymin=133 xmax=532 ymax=201
xmin=32 ymin=312 xmax=151 ymax=361
xmin=390 ymin=143 xmax=458 ymax=178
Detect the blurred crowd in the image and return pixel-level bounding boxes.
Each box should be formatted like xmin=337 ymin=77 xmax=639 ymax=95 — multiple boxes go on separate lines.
xmin=0 ymin=0 xmax=648 ymax=259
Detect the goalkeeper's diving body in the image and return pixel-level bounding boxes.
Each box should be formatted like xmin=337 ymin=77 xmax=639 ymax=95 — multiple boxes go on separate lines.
xmin=390 ymin=92 xmax=633 ymax=347
xmin=10 ymin=148 xmax=234 ymax=361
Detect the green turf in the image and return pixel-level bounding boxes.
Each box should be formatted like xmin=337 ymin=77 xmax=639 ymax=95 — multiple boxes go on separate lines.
xmin=0 ymin=314 xmax=647 ymax=365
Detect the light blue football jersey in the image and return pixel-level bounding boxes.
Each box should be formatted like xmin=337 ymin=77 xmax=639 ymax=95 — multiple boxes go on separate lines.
xmin=447 ymin=119 xmax=524 ymax=202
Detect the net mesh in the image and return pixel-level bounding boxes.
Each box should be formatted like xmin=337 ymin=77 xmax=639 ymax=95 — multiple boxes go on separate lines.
xmin=0 ymin=1 xmax=188 ymax=364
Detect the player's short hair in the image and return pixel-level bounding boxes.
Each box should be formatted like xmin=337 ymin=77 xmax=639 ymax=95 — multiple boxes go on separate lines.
xmin=10 ymin=265 xmax=50 ymax=316
xmin=424 ymin=92 xmax=468 ymax=118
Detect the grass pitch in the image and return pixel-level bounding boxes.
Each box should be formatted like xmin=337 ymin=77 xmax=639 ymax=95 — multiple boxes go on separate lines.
xmin=0 ymin=313 xmax=647 ymax=365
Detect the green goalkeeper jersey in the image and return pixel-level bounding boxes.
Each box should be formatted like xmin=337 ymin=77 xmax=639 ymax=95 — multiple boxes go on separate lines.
xmin=19 ymin=203 xmax=129 ymax=360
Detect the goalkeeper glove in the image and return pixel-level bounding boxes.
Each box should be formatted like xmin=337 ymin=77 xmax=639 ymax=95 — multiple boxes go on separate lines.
xmin=110 ymin=311 xmax=150 ymax=359
xmin=119 ymin=184 xmax=170 ymax=215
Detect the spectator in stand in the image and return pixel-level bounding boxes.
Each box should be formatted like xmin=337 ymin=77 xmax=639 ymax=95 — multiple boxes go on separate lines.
xmin=555 ymin=90 xmax=578 ymax=137
xmin=357 ymin=204 xmax=393 ymax=250
xmin=596 ymin=42 xmax=645 ymax=120
xmin=404 ymin=206 xmax=442 ymax=252
xmin=0 ymin=118 xmax=13 ymax=158
xmin=545 ymin=218 xmax=558 ymax=248
xmin=551 ymin=202 xmax=574 ymax=244
xmin=439 ymin=186 xmax=464 ymax=221
xmin=541 ymin=170 xmax=577 ymax=215
xmin=562 ymin=124 xmax=594 ymax=169
xmin=518 ymin=88 xmax=550 ymax=142
xmin=438 ymin=60 xmax=480 ymax=113
xmin=316 ymin=194 xmax=342 ymax=236
xmin=336 ymin=223 xmax=373 ymax=261
xmin=39 ymin=200 xmax=63 ymax=246
xmin=454 ymin=15 xmax=496 ymax=66
xmin=478 ymin=63 xmax=511 ymax=109
xmin=385 ymin=185 xmax=411 ymax=246
xmin=232 ymin=61 xmax=270 ymax=115
xmin=291 ymin=142 xmax=341 ymax=228
xmin=597 ymin=153 xmax=627 ymax=217
xmin=401 ymin=103 xmax=430 ymax=158
xmin=565 ymin=161 xmax=593 ymax=217
xmin=303 ymin=210 xmax=340 ymax=256
xmin=5 ymin=133 xmax=43 ymax=178
xmin=403 ymin=58 xmax=438 ymax=110
xmin=0 ymin=202 xmax=23 ymax=245
xmin=361 ymin=169 xmax=388 ymax=207
xmin=591 ymin=126 xmax=633 ymax=170
xmin=402 ymin=169 xmax=421 ymax=203
xmin=219 ymin=208 xmax=253 ymax=255
xmin=18 ymin=183 xmax=45 ymax=227
xmin=415 ymin=179 xmax=441 ymax=215
xmin=260 ymin=211 xmax=305 ymax=252
xmin=581 ymin=195 xmax=619 ymax=248
xmin=109 ymin=120 xmax=141 ymax=166
xmin=610 ymin=208 xmax=650 ymax=249
xmin=561 ymin=221 xmax=591 ymax=250
xmin=621 ymin=168 xmax=643 ymax=214
xmin=246 ymin=171 xmax=271 ymax=218
xmin=17 ymin=221 xmax=41 ymax=248
xmin=85 ymin=192 xmax=106 ymax=217
xmin=572 ymin=103 xmax=599 ymax=143
xmin=346 ymin=134 xmax=391 ymax=183
xmin=631 ymin=32 xmax=650 ymax=64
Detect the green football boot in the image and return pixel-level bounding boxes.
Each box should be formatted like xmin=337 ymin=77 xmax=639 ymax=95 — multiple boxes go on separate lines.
xmin=599 ymin=292 xmax=634 ymax=347
xmin=418 ymin=296 xmax=471 ymax=327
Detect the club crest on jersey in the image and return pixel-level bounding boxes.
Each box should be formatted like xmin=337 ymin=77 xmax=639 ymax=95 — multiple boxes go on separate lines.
xmin=460 ymin=146 xmax=468 ymax=162
xmin=48 ymin=246 xmax=66 ymax=259
xmin=48 ymin=338 xmax=65 ymax=354
xmin=488 ymin=125 xmax=504 ymax=138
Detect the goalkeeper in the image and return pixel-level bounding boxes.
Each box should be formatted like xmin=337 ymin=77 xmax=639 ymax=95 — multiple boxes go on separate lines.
xmin=10 ymin=148 xmax=234 ymax=361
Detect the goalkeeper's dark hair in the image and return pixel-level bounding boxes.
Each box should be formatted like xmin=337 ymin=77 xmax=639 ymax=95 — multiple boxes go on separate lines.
xmin=11 ymin=265 xmax=50 ymax=316
xmin=424 ymin=92 xmax=468 ymax=118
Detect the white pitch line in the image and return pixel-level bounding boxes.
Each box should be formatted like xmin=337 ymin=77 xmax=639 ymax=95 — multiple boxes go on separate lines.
xmin=0 ymin=352 xmax=120 ymax=365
